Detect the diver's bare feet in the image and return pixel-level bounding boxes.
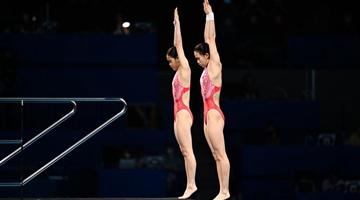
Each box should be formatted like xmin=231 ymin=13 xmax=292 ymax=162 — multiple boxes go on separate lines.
xmin=178 ymin=185 xmax=197 ymax=199
xmin=213 ymin=192 xmax=230 ymax=200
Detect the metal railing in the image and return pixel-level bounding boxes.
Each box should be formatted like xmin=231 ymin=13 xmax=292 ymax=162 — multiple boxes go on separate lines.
xmin=0 ymin=98 xmax=127 ymax=187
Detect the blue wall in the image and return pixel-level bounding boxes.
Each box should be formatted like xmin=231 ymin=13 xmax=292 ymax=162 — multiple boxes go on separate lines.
xmin=224 ymin=101 xmax=322 ymax=131
xmin=242 ymin=146 xmax=360 ymax=177
xmin=1 ymin=34 xmax=359 ymax=67
xmin=288 ymin=35 xmax=360 ymax=67
xmin=241 ymin=146 xmax=360 ymax=200
xmin=16 ymin=66 xmax=157 ymax=103
xmin=98 ymin=169 xmax=167 ymax=198
xmin=0 ymin=33 xmax=157 ymax=65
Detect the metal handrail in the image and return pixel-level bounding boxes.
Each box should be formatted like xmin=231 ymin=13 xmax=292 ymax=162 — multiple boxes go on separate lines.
xmin=0 ymin=97 xmax=127 ymax=187
xmin=0 ymin=101 xmax=77 ymax=166
xmin=0 ymin=140 xmax=23 ymax=144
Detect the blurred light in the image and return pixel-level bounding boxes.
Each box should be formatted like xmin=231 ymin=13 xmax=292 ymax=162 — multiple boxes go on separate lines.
xmin=32 ymin=16 xmax=37 ymax=22
xmin=122 ymin=22 xmax=130 ymax=28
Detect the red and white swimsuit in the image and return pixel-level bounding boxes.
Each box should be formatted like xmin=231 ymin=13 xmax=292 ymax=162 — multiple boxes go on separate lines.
xmin=200 ymin=68 xmax=225 ymax=125
xmin=172 ymin=72 xmax=193 ymax=121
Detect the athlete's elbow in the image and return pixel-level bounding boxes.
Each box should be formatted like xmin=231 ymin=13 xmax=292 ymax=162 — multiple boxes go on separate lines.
xmin=206 ymin=35 xmax=216 ymax=42
xmin=174 ymin=41 xmax=182 ymax=47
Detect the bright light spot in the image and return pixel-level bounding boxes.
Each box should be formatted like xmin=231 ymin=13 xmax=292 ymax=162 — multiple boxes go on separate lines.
xmin=122 ymin=22 xmax=130 ymax=28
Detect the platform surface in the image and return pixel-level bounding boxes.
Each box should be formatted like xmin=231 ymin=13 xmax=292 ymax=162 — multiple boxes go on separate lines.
xmin=0 ymin=198 xmax=196 ymax=200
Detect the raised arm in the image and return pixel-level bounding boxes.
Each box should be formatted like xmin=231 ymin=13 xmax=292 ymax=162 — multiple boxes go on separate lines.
xmin=204 ymin=15 xmax=209 ymax=43
xmin=173 ymin=7 xmax=190 ymax=72
xmin=203 ymin=0 xmax=221 ymax=70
